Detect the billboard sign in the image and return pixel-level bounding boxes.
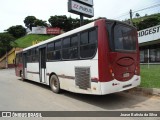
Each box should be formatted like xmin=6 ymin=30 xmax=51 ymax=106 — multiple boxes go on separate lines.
xmin=77 ymin=0 xmax=93 ymax=6
xmin=31 ymin=27 xmax=61 ymax=35
xmin=46 ymin=28 xmax=61 ymax=35
xmin=138 ymin=24 xmax=160 ymax=43
xmin=32 ymin=26 xmax=46 ymax=34
xmin=68 ymin=0 xmax=94 ymax=18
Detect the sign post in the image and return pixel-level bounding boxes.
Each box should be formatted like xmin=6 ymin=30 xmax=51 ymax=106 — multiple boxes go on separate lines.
xmin=80 ymin=14 xmax=84 ymax=26
xmin=68 ymin=0 xmax=94 ymax=26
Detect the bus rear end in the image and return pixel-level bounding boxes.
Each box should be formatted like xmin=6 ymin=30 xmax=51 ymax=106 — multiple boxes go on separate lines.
xmin=96 ymin=19 xmax=140 ymax=95
xmin=15 ymin=52 xmax=23 ymax=78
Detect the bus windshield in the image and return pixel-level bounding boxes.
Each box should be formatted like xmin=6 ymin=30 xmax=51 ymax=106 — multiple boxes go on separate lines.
xmin=107 ymin=22 xmax=137 ymax=52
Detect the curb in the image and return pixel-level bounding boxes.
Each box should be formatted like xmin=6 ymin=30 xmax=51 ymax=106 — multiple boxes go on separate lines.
xmin=125 ymin=87 xmax=160 ymax=96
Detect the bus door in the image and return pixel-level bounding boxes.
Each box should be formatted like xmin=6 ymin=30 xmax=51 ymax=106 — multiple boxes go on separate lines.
xmin=39 ymin=47 xmax=46 ymax=83
xmin=22 ymin=52 xmax=27 ymax=79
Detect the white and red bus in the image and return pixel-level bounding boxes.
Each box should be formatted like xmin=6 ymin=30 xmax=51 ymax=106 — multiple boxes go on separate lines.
xmin=15 ymin=18 xmax=140 ymax=95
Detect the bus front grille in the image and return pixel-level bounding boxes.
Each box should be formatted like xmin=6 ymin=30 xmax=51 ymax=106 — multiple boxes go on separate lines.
xmin=75 ymin=67 xmax=91 ymax=90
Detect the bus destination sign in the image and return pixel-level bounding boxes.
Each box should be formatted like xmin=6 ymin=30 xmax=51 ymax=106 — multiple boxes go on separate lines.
xmin=68 ymin=0 xmax=94 ymax=18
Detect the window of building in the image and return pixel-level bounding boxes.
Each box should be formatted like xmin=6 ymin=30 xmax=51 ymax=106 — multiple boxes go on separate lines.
xmin=156 ymin=48 xmax=160 ymax=62
xmin=144 ymin=49 xmax=148 ymax=63
xmin=140 ymin=51 xmax=144 ymax=62
xmin=150 ymin=49 xmax=156 ymax=62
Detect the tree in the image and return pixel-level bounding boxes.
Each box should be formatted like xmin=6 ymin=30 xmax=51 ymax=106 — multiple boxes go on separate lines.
xmin=34 ymin=19 xmax=48 ymax=27
xmin=0 ymin=33 xmax=15 ymax=68
xmin=48 ymin=15 xmax=93 ymax=32
xmin=133 ymin=13 xmax=160 ymax=30
xmin=24 ymin=16 xmax=36 ymax=30
xmin=48 ymin=15 xmax=68 ymax=31
xmin=7 ymin=25 xmax=26 ymax=38
xmin=136 ymin=17 xmax=160 ymax=30
xmin=135 ymin=13 xmax=140 ymax=18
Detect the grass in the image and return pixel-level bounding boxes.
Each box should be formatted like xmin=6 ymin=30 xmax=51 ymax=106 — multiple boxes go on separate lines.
xmin=140 ymin=65 xmax=160 ymax=88
xmin=13 ymin=34 xmax=54 ymax=48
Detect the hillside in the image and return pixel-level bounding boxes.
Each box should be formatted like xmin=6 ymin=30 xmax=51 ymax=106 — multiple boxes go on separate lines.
xmin=133 ymin=13 xmax=160 ymax=23
xmin=132 ymin=13 xmax=160 ymax=30
xmin=13 ymin=34 xmax=54 ymax=48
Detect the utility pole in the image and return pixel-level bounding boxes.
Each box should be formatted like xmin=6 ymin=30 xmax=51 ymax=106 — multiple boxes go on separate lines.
xmin=5 ymin=48 xmax=8 ymax=69
xmin=129 ymin=9 xmax=133 ymax=25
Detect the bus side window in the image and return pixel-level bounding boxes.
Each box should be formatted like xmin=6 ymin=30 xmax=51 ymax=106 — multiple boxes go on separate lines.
xmin=27 ymin=50 xmax=32 ymax=62
xmin=62 ymin=35 xmax=78 ymax=60
xmin=47 ymin=40 xmax=61 ymax=61
xmin=70 ymin=35 xmax=78 ymax=59
xmin=62 ymin=37 xmax=71 ymax=60
xmin=80 ymin=28 xmax=97 ymax=59
xmin=54 ymin=40 xmax=61 ymax=60
xmin=47 ymin=42 xmax=54 ymax=61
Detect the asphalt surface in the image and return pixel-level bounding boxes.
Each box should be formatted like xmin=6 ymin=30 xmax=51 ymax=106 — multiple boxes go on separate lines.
xmin=0 ymin=68 xmax=160 ymax=120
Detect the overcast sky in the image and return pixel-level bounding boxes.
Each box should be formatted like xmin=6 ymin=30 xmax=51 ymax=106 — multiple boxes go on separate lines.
xmin=0 ymin=0 xmax=160 ymax=32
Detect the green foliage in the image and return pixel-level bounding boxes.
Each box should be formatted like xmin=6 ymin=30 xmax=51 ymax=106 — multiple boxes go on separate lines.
xmin=24 ymin=16 xmax=37 ymax=30
xmin=34 ymin=19 xmax=48 ymax=27
xmin=0 ymin=33 xmax=15 ymax=48
xmin=24 ymin=16 xmax=49 ymax=30
xmin=0 ymin=33 xmax=15 ymax=57
xmin=133 ymin=13 xmax=160 ymax=30
xmin=140 ymin=65 xmax=160 ymax=88
xmin=48 ymin=15 xmax=68 ymax=31
xmin=48 ymin=15 xmax=93 ymax=32
xmin=14 ymin=34 xmax=53 ymax=48
xmin=7 ymin=25 xmax=26 ymax=38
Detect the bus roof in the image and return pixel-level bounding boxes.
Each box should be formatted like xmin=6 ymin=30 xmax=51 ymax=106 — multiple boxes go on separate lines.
xmin=22 ymin=18 xmax=135 ymax=52
xmin=23 ymin=20 xmax=95 ymax=51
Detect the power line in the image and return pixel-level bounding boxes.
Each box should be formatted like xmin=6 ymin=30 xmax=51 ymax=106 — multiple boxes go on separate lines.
xmin=113 ymin=12 xmax=129 ymax=19
xmin=133 ymin=3 xmax=160 ymax=13
xmin=113 ymin=3 xmax=160 ymax=19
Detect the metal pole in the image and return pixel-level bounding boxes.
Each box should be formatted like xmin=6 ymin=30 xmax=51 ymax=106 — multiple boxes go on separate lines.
xmin=5 ymin=50 xmax=8 ymax=69
xmin=80 ymin=14 xmax=84 ymax=26
xmin=129 ymin=9 xmax=133 ymax=25
xmin=148 ymin=49 xmax=150 ymax=69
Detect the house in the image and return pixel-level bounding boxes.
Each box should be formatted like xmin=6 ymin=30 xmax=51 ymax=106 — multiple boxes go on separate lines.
xmin=0 ymin=48 xmax=22 ymax=68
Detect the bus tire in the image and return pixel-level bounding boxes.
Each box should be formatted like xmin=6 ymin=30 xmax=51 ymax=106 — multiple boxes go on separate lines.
xmin=50 ymin=75 xmax=60 ymax=93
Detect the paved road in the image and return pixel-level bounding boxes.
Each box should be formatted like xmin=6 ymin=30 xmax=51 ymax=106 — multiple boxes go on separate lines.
xmin=0 ymin=69 xmax=160 ymax=120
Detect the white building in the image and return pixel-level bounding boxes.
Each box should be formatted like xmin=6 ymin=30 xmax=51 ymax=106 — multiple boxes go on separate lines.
xmin=138 ymin=24 xmax=160 ymax=63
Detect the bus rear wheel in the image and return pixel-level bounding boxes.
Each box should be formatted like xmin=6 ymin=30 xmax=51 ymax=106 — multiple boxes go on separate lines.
xmin=50 ymin=75 xmax=60 ymax=93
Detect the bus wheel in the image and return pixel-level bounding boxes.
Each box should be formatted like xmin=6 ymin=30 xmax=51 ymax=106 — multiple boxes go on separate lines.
xmin=50 ymin=75 xmax=60 ymax=93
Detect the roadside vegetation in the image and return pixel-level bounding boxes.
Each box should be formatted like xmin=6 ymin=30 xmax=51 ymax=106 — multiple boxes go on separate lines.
xmin=133 ymin=13 xmax=160 ymax=31
xmin=13 ymin=34 xmax=53 ymax=48
xmin=140 ymin=65 xmax=160 ymax=88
